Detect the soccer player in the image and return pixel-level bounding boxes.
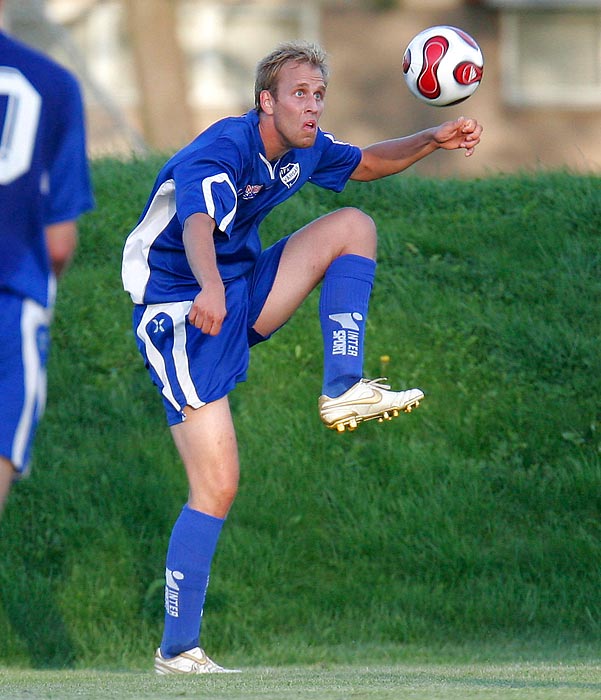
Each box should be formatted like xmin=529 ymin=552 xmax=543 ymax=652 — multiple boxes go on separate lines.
xmin=0 ymin=0 xmax=94 ymax=515
xmin=121 ymin=41 xmax=482 ymax=674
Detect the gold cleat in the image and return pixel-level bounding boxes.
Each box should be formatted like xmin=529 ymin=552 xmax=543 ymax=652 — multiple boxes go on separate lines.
xmin=318 ymin=378 xmax=424 ymax=432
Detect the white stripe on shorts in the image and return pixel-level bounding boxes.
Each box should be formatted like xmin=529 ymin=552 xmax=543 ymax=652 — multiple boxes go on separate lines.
xmin=136 ymin=302 xmax=204 ymax=415
xmin=12 ymin=299 xmax=49 ymax=470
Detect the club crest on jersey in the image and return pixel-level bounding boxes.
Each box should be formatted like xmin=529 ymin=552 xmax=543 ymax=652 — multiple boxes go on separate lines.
xmin=279 ymin=162 xmax=300 ymax=189
xmin=240 ymin=184 xmax=263 ymax=200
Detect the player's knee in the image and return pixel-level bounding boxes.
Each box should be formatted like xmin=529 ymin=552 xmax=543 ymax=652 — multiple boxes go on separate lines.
xmin=189 ymin=477 xmax=238 ymax=518
xmin=217 ymin=479 xmax=238 ymax=507
xmin=209 ymin=470 xmax=239 ymax=511
xmin=339 ymin=206 xmax=374 ymax=228
xmin=339 ymin=207 xmax=377 ymax=254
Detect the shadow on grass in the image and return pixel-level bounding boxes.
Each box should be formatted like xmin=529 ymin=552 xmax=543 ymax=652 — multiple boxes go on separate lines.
xmin=0 ymin=536 xmax=76 ymax=668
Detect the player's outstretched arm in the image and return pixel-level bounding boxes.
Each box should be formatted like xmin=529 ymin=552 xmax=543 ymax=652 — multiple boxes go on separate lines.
xmin=351 ymin=116 xmax=483 ymax=181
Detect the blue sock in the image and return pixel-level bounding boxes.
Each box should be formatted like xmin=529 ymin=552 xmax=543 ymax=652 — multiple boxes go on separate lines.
xmin=160 ymin=505 xmax=224 ymax=658
xmin=319 ymin=254 xmax=376 ymax=397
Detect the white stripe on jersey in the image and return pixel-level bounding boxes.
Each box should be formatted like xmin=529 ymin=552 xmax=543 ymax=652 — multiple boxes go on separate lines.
xmin=258 ymin=153 xmax=278 ymax=179
xmin=12 ymin=300 xmax=48 ymax=470
xmin=136 ymin=302 xmax=204 ymax=414
xmin=322 ymin=131 xmax=353 ymax=147
xmin=122 ymin=179 xmax=177 ymax=304
xmin=201 ymin=173 xmax=237 ymax=231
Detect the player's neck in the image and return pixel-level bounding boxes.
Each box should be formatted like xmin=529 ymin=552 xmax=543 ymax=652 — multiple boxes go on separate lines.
xmin=258 ymin=114 xmax=290 ymax=162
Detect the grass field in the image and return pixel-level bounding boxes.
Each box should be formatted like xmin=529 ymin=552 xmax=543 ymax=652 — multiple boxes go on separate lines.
xmin=1 ymin=162 xmax=600 ymax=676
xmin=2 ymin=661 xmax=601 ymax=699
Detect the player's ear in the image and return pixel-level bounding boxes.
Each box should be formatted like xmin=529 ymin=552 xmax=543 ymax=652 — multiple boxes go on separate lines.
xmin=260 ymin=90 xmax=274 ymax=114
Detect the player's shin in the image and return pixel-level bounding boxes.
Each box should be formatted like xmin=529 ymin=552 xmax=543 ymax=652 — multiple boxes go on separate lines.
xmin=319 ymin=254 xmax=376 ymax=398
xmin=160 ymin=505 xmax=224 ymax=657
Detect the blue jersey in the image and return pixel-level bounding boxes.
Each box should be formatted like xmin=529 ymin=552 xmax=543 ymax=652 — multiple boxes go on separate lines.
xmin=0 ymin=31 xmax=94 ymax=308
xmin=122 ymin=109 xmax=362 ymax=304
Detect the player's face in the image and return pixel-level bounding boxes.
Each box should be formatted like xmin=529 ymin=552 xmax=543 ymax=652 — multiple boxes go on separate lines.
xmin=266 ymin=61 xmax=326 ymax=151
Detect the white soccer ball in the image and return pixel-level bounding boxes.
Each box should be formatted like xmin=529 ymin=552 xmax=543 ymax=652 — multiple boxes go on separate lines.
xmin=402 ymin=25 xmax=484 ymax=107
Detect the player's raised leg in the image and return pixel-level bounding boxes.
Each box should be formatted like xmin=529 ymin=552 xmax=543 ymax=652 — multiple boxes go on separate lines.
xmin=154 ymin=397 xmax=240 ymax=674
xmin=252 ymin=207 xmax=377 ymax=331
xmin=252 ymin=207 xmax=424 ymax=432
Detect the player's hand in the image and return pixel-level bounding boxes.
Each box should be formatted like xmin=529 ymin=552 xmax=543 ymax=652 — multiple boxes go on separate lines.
xmin=188 ymin=283 xmax=227 ymax=335
xmin=434 ymin=116 xmax=483 ymax=157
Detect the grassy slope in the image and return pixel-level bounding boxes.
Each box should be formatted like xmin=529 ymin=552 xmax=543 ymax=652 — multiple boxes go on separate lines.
xmin=0 ymin=161 xmax=599 ymax=669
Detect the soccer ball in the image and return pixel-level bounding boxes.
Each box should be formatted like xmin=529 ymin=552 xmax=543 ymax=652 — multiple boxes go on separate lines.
xmin=402 ymin=25 xmax=484 ymax=107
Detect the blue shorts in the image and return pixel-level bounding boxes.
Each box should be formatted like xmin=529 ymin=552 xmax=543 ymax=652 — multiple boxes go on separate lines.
xmin=0 ymin=292 xmax=51 ymax=476
xmin=133 ymin=236 xmax=289 ymax=425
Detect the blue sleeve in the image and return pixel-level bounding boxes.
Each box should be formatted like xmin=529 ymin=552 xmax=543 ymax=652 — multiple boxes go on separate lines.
xmin=173 ymin=137 xmax=242 ymax=237
xmin=43 ymin=72 xmax=94 ymax=224
xmin=308 ymin=131 xmax=362 ymax=192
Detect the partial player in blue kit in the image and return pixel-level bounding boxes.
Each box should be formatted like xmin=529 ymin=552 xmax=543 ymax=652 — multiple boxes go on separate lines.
xmin=121 ymin=41 xmax=482 ymax=674
xmin=0 ymin=0 xmax=94 ymax=515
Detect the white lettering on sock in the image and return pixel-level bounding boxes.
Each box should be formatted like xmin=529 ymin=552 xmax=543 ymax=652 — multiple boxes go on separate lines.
xmin=165 ymin=568 xmax=185 ymax=618
xmin=329 ymin=312 xmax=362 ymax=356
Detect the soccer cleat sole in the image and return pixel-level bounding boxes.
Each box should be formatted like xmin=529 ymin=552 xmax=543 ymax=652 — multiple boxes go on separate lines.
xmin=329 ymin=396 xmax=422 ymax=432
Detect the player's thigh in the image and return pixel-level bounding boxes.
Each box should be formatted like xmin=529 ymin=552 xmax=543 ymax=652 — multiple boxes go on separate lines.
xmin=0 ymin=293 xmax=50 ymax=475
xmin=252 ymin=207 xmax=376 ymax=337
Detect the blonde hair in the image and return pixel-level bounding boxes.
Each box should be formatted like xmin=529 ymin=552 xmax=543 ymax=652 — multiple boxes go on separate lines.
xmin=254 ymin=41 xmax=329 ymax=111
